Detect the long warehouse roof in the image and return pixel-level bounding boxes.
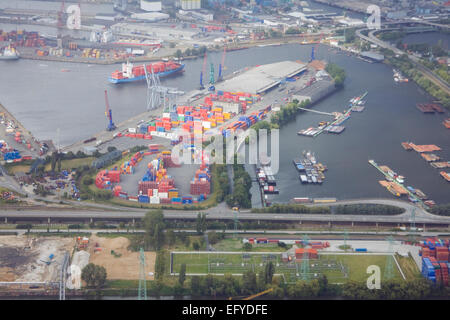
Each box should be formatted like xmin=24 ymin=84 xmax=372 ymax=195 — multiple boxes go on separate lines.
xmin=216 ymin=60 xmax=307 ymax=95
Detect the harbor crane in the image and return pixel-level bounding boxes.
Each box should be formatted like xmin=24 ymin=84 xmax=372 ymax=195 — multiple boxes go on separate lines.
xmin=104 ymin=90 xmax=116 ymax=131
xmin=145 ymin=65 xmax=184 ymax=112
xmin=208 ymin=63 xmax=215 ymax=92
xmin=217 ymin=46 xmax=226 ymax=82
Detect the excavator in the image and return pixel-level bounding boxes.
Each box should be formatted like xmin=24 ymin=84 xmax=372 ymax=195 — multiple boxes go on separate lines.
xmin=228 ymin=288 xmax=273 ymax=300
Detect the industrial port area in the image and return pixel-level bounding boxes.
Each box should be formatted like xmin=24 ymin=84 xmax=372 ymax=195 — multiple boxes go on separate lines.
xmin=0 ymin=0 xmax=449 ymax=307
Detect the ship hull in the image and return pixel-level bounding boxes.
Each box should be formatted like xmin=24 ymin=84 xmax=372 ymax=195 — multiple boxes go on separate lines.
xmin=0 ymin=55 xmax=20 ymax=60
xmin=108 ymin=64 xmax=184 ymax=84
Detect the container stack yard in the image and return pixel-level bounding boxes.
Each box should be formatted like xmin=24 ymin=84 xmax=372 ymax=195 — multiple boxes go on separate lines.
xmin=95 ymin=147 xmax=210 ymax=205
xmin=420 ymin=238 xmax=449 ymax=286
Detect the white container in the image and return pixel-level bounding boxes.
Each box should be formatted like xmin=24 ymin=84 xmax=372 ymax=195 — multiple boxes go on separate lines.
xmin=153 ymin=189 xmax=158 ymax=197
xmin=150 ymin=196 xmax=160 ymax=204
xmin=128 ymin=127 xmax=137 ymax=133
xmin=159 ymin=192 xmax=168 ymax=199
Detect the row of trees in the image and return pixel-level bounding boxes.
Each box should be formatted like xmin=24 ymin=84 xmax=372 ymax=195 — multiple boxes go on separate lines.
xmin=385 ymin=52 xmax=450 ymax=109
xmin=252 ymin=203 xmax=331 ymax=214
xmin=174 ymin=46 xmax=207 ymax=59
xmin=212 ymin=164 xmax=231 ymax=204
xmin=270 ymin=99 xmax=311 ymax=127
xmin=333 ymin=204 xmax=405 ymax=215
xmin=226 ymin=163 xmax=252 ymax=209
xmin=430 ymin=204 xmax=450 ymax=216
xmin=180 ymin=273 xmax=442 ymax=299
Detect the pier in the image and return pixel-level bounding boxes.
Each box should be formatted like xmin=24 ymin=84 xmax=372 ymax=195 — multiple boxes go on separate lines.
xmin=368 ymin=159 xmax=429 ymax=210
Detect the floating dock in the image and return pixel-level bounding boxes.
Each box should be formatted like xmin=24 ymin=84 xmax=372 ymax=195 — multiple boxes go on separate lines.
xmin=368 ymin=159 xmax=430 ymax=209
xmin=416 ymin=103 xmax=444 ymax=113
xmin=409 ymin=143 xmax=441 ymax=153
xmin=440 ymin=171 xmax=450 ymax=182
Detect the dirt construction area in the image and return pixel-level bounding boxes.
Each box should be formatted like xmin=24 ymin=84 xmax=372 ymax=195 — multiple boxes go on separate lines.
xmin=0 ymin=235 xmax=74 ymax=282
xmin=88 ymin=235 xmax=155 ymax=280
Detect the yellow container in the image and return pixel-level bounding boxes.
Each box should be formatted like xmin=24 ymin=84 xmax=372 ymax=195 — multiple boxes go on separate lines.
xmin=162 ymin=150 xmax=171 ymax=155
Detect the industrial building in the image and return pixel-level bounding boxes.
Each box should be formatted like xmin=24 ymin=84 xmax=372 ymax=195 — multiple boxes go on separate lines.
xmin=360 ymin=51 xmax=385 ymax=63
xmin=140 ymin=0 xmax=162 ymax=12
xmin=292 ymin=78 xmax=336 ymax=104
xmin=180 ymin=0 xmax=202 ymax=10
xmin=215 ymin=61 xmax=307 ymax=95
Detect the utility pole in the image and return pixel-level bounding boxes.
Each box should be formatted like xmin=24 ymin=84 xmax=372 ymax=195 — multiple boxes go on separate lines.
xmin=408 ymin=208 xmax=417 ymax=244
xmin=384 ymin=236 xmax=394 ymax=281
xmin=138 ymin=247 xmax=147 ymax=300
xmin=300 ymin=234 xmax=310 ymax=281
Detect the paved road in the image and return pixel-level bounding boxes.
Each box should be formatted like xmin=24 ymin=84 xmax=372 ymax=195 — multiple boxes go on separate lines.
xmin=4 ymin=228 xmax=448 ymax=237
xmin=1 ymin=198 xmax=449 ymax=225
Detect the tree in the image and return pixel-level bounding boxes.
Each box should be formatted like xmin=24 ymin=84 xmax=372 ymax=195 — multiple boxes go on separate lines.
xmin=167 ymin=230 xmax=176 ymax=246
xmin=107 ymin=146 xmax=117 ymax=153
xmin=243 ymin=242 xmax=252 ymax=251
xmin=196 ymin=213 xmax=207 ymax=235
xmin=264 ymin=262 xmax=275 ymax=284
xmin=179 ymin=263 xmax=186 ymax=286
xmin=144 ymin=210 xmax=165 ymax=250
xmin=81 ymin=263 xmax=107 ymax=289
xmin=190 ymin=276 xmax=202 ymax=296
xmin=242 ymin=270 xmax=257 ymax=294
xmin=193 ymin=241 xmax=200 ymax=251
xmin=207 ymin=231 xmax=219 ymax=245
xmin=154 ymin=250 xmax=165 ymax=281
xmin=175 ymin=49 xmax=182 ymax=59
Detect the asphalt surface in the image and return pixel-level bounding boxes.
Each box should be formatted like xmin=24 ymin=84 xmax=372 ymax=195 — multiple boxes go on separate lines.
xmin=0 ymin=198 xmax=449 ymax=225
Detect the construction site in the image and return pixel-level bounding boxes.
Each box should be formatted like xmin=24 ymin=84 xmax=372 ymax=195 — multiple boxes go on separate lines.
xmin=0 ymin=235 xmax=74 ymax=285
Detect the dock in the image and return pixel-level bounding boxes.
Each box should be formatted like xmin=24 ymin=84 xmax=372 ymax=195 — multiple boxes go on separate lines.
xmin=368 ymin=159 xmax=430 ymax=210
xmin=296 ymin=91 xmax=367 ymax=138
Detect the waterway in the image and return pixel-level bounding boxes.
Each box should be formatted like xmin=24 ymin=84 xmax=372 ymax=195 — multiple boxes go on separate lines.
xmin=0 ymin=32 xmax=448 ymax=203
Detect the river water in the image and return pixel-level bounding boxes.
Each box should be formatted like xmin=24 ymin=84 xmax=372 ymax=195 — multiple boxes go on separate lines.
xmin=0 ymin=27 xmax=448 ymax=203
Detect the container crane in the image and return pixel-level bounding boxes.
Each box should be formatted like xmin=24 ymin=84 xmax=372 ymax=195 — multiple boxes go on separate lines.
xmin=217 ymin=46 xmax=226 ymax=82
xmin=208 ymin=63 xmax=215 ymax=91
xmin=57 ymin=1 xmax=65 ymax=28
xmin=104 ymin=90 xmax=116 ymax=131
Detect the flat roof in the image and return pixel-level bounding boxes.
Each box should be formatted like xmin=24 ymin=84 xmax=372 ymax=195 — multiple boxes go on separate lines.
xmin=216 ymin=61 xmax=307 ymax=95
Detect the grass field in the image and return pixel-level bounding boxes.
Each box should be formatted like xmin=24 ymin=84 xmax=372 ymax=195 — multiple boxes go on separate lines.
xmin=395 ymin=253 xmax=421 ymax=280
xmin=44 ymin=157 xmax=95 ymax=171
xmin=171 ymin=252 xmax=406 ymax=283
xmin=213 ymin=238 xmax=286 ymax=252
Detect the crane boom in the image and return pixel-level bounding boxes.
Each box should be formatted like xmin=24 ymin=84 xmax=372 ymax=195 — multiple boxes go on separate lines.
xmin=104 ymin=90 xmax=116 ymax=131
xmin=243 ymin=288 xmax=273 ymax=300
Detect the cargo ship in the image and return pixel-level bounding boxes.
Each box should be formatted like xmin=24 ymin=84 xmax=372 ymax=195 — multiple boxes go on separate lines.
xmin=109 ymin=60 xmax=184 ymax=84
xmin=0 ymin=46 xmax=20 ymax=60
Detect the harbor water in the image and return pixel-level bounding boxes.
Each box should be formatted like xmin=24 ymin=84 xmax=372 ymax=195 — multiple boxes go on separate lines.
xmin=0 ymin=39 xmax=448 ymax=204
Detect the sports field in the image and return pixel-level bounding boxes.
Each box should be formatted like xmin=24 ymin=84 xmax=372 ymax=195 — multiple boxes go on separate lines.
xmin=171 ymin=252 xmax=405 ymax=283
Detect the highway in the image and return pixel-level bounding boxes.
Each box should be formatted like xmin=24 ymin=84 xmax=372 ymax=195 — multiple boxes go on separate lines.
xmin=0 ymin=198 xmax=449 ymax=226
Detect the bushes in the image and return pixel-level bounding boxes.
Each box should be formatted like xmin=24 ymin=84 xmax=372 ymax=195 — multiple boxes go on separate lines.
xmin=333 ymin=204 xmax=404 ymax=215
xmin=252 ymin=204 xmax=330 ymax=214
xmin=270 ymin=99 xmax=311 ymax=127
xmin=430 ymin=204 xmax=450 ymax=216
xmin=325 ymin=63 xmax=346 ymax=88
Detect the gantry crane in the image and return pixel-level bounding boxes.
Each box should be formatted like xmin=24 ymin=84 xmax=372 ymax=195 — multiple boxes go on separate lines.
xmin=104 ymin=90 xmax=116 ymax=131
xmin=217 ymin=46 xmax=226 ymax=82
